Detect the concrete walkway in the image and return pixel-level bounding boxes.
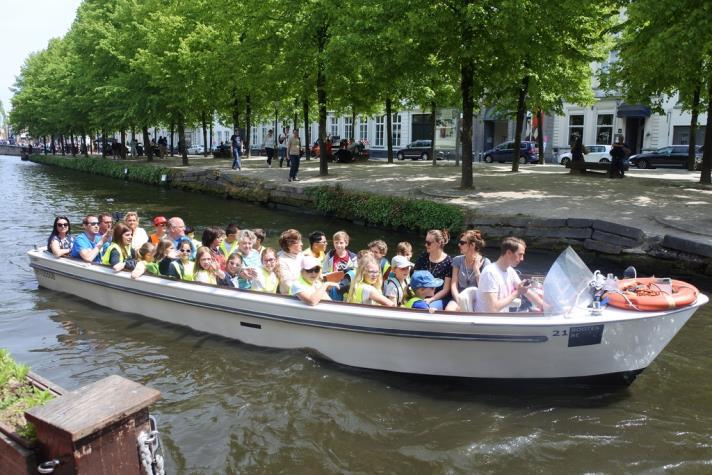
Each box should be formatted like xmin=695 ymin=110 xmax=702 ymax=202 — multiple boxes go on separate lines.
xmin=172 ymin=154 xmax=712 ymax=247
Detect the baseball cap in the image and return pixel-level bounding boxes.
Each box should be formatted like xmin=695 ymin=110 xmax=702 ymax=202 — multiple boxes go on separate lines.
xmin=410 ymin=270 xmax=443 ymax=289
xmin=391 ymin=255 xmax=414 ymax=269
xmin=301 ymin=255 xmax=322 ymax=270
xmin=152 ymin=216 xmax=167 ymax=226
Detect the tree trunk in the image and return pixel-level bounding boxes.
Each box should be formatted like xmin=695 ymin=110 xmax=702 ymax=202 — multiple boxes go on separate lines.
xmin=700 ymin=80 xmax=712 ymax=185
xmin=201 ymin=112 xmax=208 ymax=157
xmin=246 ymin=95 xmax=252 ymax=158
xmin=178 ymin=119 xmax=189 ymax=166
xmin=386 ymin=98 xmax=393 ymax=163
xmin=303 ymin=98 xmax=310 ymax=161
xmin=100 ymin=130 xmax=106 ymax=159
xmin=83 ymin=134 xmax=88 ymax=156
xmin=170 ymin=123 xmax=175 ymax=156
xmin=51 ymin=134 xmax=56 ymax=154
xmin=688 ymin=84 xmax=701 ymax=171
xmin=120 ymin=130 xmax=126 ymax=159
xmin=536 ymin=108 xmax=545 ymax=164
xmin=317 ymin=24 xmax=329 ymax=176
xmin=460 ymin=60 xmax=474 ymax=188
xmin=209 ymin=122 xmax=213 ymax=152
xmin=43 ymin=136 xmax=48 ymax=155
xmin=511 ymin=75 xmax=530 ymax=173
xmin=430 ymin=101 xmax=437 ymax=166
xmin=61 ymin=134 xmax=66 ymax=156
xmin=350 ymin=109 xmax=356 ymax=141
xmin=232 ymin=96 xmax=240 ymax=135
xmin=143 ymin=126 xmax=153 ymax=161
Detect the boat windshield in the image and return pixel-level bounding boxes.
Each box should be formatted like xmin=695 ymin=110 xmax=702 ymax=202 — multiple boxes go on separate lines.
xmin=543 ymin=247 xmax=593 ymax=314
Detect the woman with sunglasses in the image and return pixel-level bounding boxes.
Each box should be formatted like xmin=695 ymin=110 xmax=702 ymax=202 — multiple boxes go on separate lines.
xmin=445 ymin=230 xmax=490 ymax=312
xmin=168 ymin=239 xmax=195 ymax=281
xmin=47 ymin=216 xmax=75 ymax=258
xmin=289 ymin=255 xmax=339 ymax=306
xmin=101 ymin=223 xmax=136 ymax=271
xmin=413 ymin=229 xmax=453 ymax=311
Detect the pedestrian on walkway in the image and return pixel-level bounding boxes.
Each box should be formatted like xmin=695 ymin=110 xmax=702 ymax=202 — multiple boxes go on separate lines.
xmin=609 ymin=134 xmax=630 ymax=179
xmin=569 ymin=136 xmax=585 ymax=174
xmin=278 ymin=126 xmax=289 ymax=168
xmin=265 ymin=129 xmax=275 ymax=168
xmin=287 ymin=129 xmax=302 ymax=182
xmin=231 ymin=129 xmax=242 ymax=170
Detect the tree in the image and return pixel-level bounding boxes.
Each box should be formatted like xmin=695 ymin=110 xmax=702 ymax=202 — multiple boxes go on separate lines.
xmin=605 ymin=0 xmax=712 ymax=184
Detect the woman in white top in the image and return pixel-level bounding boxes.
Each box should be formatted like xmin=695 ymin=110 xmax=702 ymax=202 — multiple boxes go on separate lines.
xmin=277 ymin=228 xmax=303 ymax=294
xmin=124 ymin=211 xmax=149 ymax=250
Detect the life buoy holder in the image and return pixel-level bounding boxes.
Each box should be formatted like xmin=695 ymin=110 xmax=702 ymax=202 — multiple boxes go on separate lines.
xmin=606 ymin=278 xmax=698 ymax=311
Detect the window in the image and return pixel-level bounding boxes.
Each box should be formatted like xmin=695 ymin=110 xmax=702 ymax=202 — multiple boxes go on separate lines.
xmin=252 ymin=127 xmax=258 ymax=145
xmin=568 ymin=115 xmax=584 ymax=145
xmin=329 ymin=116 xmax=339 ymax=137
xmin=596 ymin=114 xmax=613 ymax=145
xmin=359 ymin=116 xmax=368 ymax=142
xmin=375 ymin=116 xmax=384 ymax=147
xmin=392 ymin=113 xmax=402 ymax=147
xmin=344 ymin=117 xmax=353 ymax=140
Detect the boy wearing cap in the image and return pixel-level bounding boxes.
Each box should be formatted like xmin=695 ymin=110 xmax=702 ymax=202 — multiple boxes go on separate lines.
xmin=404 ymin=270 xmax=442 ymax=313
xmin=149 ymin=216 xmax=168 ymax=245
xmin=290 ymin=255 xmax=339 ymax=306
xmin=384 ymin=255 xmax=414 ymax=306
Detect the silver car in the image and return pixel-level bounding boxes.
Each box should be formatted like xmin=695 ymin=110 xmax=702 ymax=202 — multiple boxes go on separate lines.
xmin=559 ymin=145 xmax=612 ymax=166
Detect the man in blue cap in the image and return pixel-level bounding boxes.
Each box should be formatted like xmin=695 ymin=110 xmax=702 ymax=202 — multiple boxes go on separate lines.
xmin=405 ymin=270 xmax=442 ymax=312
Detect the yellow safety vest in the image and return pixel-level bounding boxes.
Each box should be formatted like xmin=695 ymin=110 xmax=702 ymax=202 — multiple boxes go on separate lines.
xmin=289 ymin=276 xmax=313 ymax=296
xmin=259 ymin=267 xmax=279 ymax=293
xmin=101 ymin=242 xmax=132 ymax=266
xmin=347 ymin=282 xmax=367 ymax=304
xmin=171 ymin=260 xmax=195 ymax=281
xmin=405 ymin=296 xmax=425 ymax=309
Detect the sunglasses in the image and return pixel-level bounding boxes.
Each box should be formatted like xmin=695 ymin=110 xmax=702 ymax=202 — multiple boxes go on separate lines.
xmin=56 ymin=222 xmax=69 ymax=228
xmin=458 ymin=240 xmax=468 ymax=246
xmin=305 ymin=267 xmax=321 ymax=274
xmin=86 ymin=221 xmax=99 ymax=226
xmin=263 ymin=258 xmax=276 ymax=262
xmin=424 ymin=240 xmax=434 ymax=245
xmin=179 ymin=249 xmax=192 ymax=253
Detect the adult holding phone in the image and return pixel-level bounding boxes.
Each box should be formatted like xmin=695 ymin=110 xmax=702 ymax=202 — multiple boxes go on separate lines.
xmin=474 ymin=237 xmax=543 ymax=313
xmin=286 ymin=129 xmax=302 ymax=182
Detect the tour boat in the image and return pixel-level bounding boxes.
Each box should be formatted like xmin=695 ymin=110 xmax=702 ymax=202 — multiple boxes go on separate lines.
xmin=28 ymin=247 xmax=707 ymax=383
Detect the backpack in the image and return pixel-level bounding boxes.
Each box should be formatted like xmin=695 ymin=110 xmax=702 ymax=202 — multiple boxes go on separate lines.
xmin=278 ymin=134 xmax=285 ymax=144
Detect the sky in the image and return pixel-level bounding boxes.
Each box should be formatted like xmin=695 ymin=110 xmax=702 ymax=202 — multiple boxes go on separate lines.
xmin=0 ymin=0 xmax=82 ymax=114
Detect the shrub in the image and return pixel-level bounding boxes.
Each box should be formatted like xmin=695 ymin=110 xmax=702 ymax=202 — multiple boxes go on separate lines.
xmin=29 ymin=155 xmax=173 ymax=185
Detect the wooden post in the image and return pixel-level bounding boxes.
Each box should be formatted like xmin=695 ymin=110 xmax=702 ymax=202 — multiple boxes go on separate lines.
xmin=25 ymin=375 xmax=161 ymax=475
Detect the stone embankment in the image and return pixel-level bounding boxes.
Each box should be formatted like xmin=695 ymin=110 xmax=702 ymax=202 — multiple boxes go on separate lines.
xmin=26 ymin=154 xmax=712 ymax=277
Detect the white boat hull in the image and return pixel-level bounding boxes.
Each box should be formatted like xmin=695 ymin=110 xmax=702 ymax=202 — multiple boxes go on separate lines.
xmin=28 ymin=249 xmax=707 ymax=381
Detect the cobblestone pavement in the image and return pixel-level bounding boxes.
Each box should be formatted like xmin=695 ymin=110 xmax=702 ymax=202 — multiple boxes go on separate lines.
xmin=173 ymin=154 xmax=712 ymax=245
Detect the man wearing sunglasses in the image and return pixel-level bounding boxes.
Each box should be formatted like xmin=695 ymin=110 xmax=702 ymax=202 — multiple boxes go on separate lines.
xmin=70 ymin=214 xmax=111 ymax=263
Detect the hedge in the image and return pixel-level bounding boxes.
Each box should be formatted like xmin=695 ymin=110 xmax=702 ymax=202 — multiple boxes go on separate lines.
xmin=29 ymin=154 xmax=173 ymax=185
xmin=306 ymin=185 xmax=464 ymax=234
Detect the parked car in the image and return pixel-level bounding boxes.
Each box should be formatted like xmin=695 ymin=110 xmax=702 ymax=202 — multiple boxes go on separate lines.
xmin=212 ymin=143 xmax=231 ymax=158
xmin=187 ymin=145 xmax=205 ymax=155
xmin=482 ymin=141 xmax=538 ymax=164
xmin=558 ymin=145 xmax=612 ymax=166
xmin=396 ymin=140 xmax=434 ymax=161
xmin=629 ymin=145 xmax=702 ymax=169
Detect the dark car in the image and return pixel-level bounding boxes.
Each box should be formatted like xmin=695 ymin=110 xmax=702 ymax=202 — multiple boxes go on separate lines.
xmin=483 ymin=141 xmax=539 ymax=164
xmin=396 ymin=140 xmax=434 ymax=161
xmin=629 ymin=145 xmax=702 ymax=169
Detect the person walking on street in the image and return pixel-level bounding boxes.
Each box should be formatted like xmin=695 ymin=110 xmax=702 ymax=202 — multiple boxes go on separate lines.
xmin=287 ymin=129 xmax=302 ymax=182
xmin=569 ymin=136 xmax=585 ymax=174
xmin=231 ymin=129 xmax=242 ymax=170
xmin=265 ymin=129 xmax=275 ymax=168
xmin=278 ymin=127 xmax=289 ymax=168
xmin=609 ymin=134 xmax=630 ymax=178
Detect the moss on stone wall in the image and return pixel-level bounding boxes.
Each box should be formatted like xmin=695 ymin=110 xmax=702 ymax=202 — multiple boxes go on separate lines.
xmin=29 ymin=154 xmax=173 ymax=185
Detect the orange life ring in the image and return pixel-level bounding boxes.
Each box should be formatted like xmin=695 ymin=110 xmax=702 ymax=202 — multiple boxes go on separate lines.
xmin=606 ymin=278 xmax=699 ymax=311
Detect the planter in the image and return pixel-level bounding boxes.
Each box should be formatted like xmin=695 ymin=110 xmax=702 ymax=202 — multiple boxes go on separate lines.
xmin=0 ymin=372 xmax=64 ymax=474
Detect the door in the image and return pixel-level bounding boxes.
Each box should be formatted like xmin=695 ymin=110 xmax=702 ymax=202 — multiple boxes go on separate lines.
xmin=625 ymin=118 xmax=645 ymax=155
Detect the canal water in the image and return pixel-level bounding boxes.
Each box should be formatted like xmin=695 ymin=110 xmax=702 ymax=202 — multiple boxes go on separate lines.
xmin=2 ymin=157 xmax=711 ymax=473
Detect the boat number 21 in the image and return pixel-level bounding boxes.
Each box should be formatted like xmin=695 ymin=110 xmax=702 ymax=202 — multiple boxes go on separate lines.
xmin=552 ymin=329 xmax=568 ymax=336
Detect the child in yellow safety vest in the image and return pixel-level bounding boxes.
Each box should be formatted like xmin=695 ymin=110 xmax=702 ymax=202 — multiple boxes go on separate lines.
xmin=346 ymin=255 xmax=395 ymax=307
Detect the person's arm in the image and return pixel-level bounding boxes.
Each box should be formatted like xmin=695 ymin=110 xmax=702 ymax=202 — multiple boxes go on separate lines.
xmin=449 ymin=266 xmax=461 ymax=302
xmin=79 ymin=233 xmax=109 ymax=263
xmin=368 ymin=288 xmax=396 ymax=307
xmin=49 ymin=238 xmax=70 ymax=257
xmin=522 ymin=287 xmax=545 ymax=311
xmin=296 ymin=281 xmax=338 ymax=306
xmin=427 ymin=276 xmax=451 ymax=303
xmin=480 ymin=280 xmax=529 ymax=313
xmin=131 ymin=261 xmax=146 ymax=279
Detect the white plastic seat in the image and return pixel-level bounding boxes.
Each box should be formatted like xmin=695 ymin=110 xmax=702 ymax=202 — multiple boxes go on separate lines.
xmin=457 ymin=287 xmax=478 ymax=312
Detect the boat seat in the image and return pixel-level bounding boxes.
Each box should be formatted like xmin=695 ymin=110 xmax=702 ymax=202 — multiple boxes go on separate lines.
xmin=457 ymin=287 xmax=478 ymax=312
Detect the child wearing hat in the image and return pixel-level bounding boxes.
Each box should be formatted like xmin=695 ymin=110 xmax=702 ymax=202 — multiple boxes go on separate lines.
xmin=383 ymin=254 xmax=414 ymax=306
xmin=405 ymin=270 xmax=443 ymax=312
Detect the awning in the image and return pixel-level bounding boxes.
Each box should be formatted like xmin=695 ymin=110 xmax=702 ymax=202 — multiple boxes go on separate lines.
xmin=616 ymin=104 xmax=651 ymax=118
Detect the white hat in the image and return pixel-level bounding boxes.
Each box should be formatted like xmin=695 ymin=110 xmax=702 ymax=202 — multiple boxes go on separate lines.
xmin=391 ymin=255 xmax=414 ymax=269
xmin=301 ymin=255 xmax=322 ymax=270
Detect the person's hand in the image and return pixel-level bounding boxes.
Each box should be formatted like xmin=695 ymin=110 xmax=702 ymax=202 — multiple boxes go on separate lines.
xmin=517 ymin=280 xmax=531 ymax=295
xmin=424 ymin=297 xmax=433 ymax=304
